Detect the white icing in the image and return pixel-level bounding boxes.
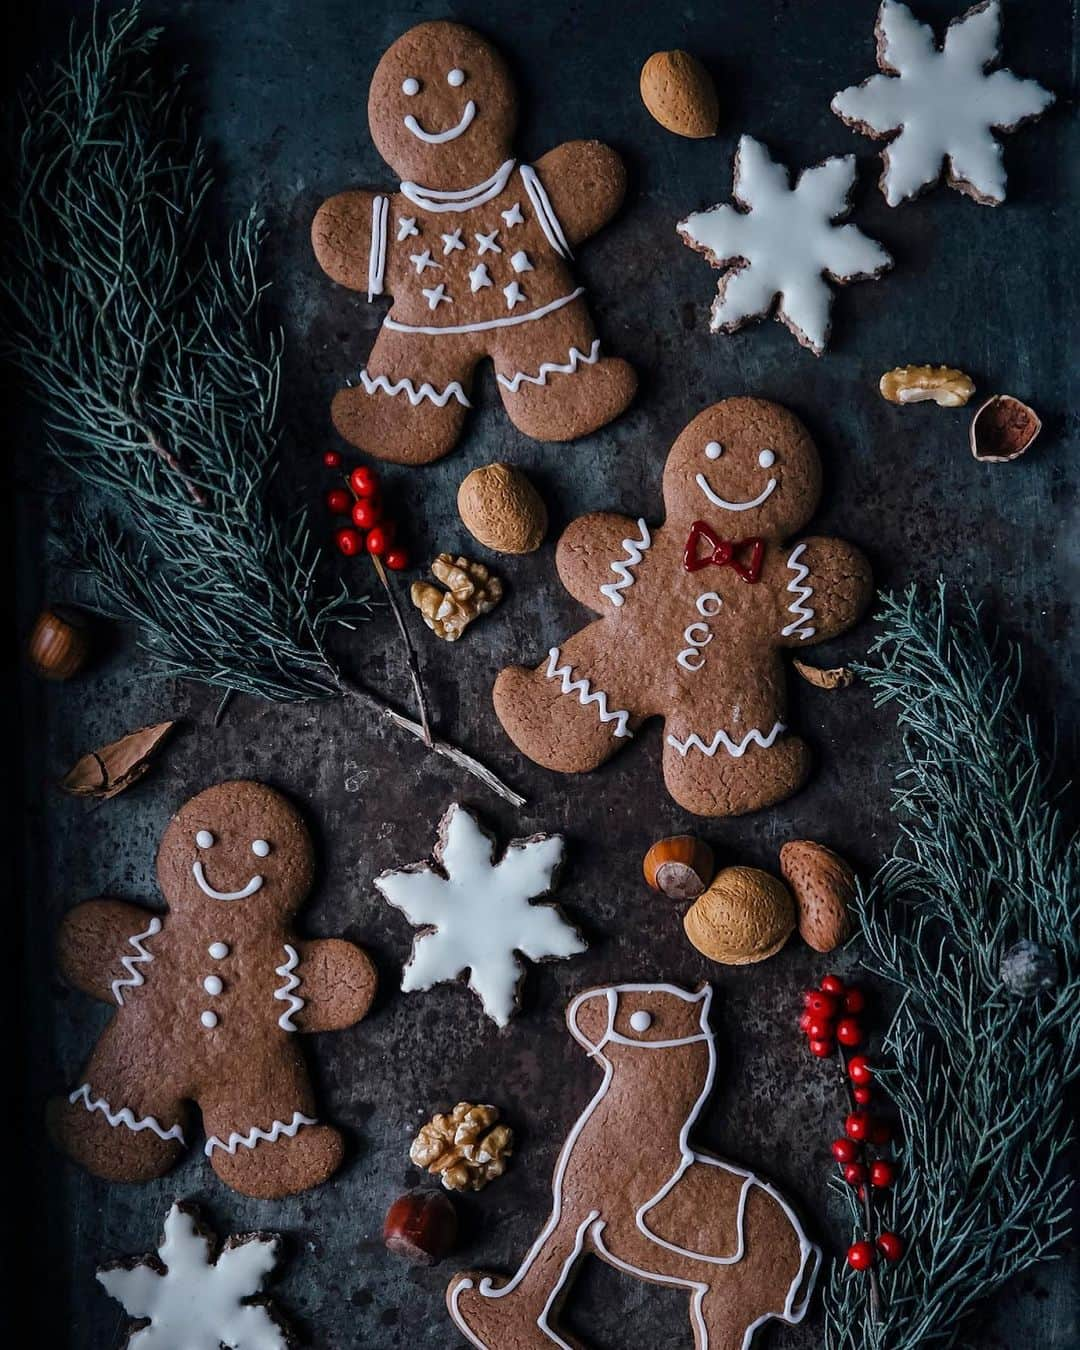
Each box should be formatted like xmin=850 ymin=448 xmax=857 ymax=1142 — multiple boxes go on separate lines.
xmin=468 ymin=263 xmax=492 ymax=292
xmin=705 ymin=441 xmax=723 ymax=460
xmin=111 ymin=916 xmax=162 ymax=1006
xmin=696 ymin=591 xmax=723 ymax=617
xmin=696 ymin=471 xmax=777 ymax=512
xmin=69 ymin=1083 xmax=185 ymax=1143
xmin=677 ymin=620 xmax=714 ymax=674
xmin=677 ymin=135 xmax=891 ymax=353
xmin=200 ymin=1011 xmax=218 ymax=1029
xmin=203 ymin=975 xmax=223 ymax=996
xmin=677 ymin=649 xmax=705 ymax=672
xmin=496 ymin=339 xmax=601 ymax=393
xmin=781 ymin=542 xmax=816 ymax=640
xmin=208 ymin=941 xmax=229 ymax=959
xmin=501 ymin=202 xmax=524 ymax=227
xmin=404 ymin=100 xmax=476 ymax=145
xmin=667 ymin=722 xmax=786 ymax=758
xmin=196 ymin=830 xmax=214 ymax=849
xmin=475 ymin=229 xmax=501 ymax=255
xmin=97 ymin=1203 xmax=286 ymax=1350
xmin=273 ymin=944 xmax=305 ymax=1032
xmin=204 ymin=1111 xmax=317 ymax=1157
xmin=758 ymin=448 xmax=776 ymax=467
xmin=397 ymin=216 xmax=419 ymax=240
xmin=832 ymin=0 xmax=1055 ymax=206
xmin=520 ymin=163 xmax=573 ymax=259
xmin=373 ymin=803 xmax=584 ymax=1028
xmin=402 ymin=77 xmax=419 ymax=96
xmin=441 ymin=229 xmax=465 ymax=254
xmin=421 ymin=283 xmax=450 ymax=310
xmin=598 ymin=518 xmax=652 ymax=607
xmin=545 ymin=647 xmax=633 ymax=738
xmin=409 ymin=248 xmax=439 ymax=274
xmin=629 ymin=1010 xmax=653 ymax=1032
xmin=383 ymin=286 xmax=584 ymax=336
xmin=503 ymin=281 xmax=526 ymax=309
xmin=684 ymin=621 xmax=712 ymax=646
xmin=447 ymin=68 xmax=466 ymax=87
xmin=367 ymin=194 xmax=388 ymax=301
xmin=357 ymin=368 xmax=470 ymax=408
xmin=251 ymin=838 xmax=270 ymax=858
xmin=192 ymin=861 xmax=263 ymax=902
xmin=510 ymin=249 xmax=533 ymax=273
xmin=400 ymin=159 xmax=515 ymax=213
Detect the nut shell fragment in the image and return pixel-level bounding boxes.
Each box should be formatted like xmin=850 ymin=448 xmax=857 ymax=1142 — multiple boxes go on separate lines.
xmin=879 ymin=365 xmax=975 ymax=407
xmin=969 ymin=395 xmax=1041 ymax=463
xmin=780 ymin=840 xmax=855 ymax=954
xmin=683 ymin=866 xmax=795 ymax=965
xmin=793 ymin=660 xmax=855 ymax=690
xmin=457 ymin=463 xmax=547 ymax=555
xmin=640 ymin=51 xmax=719 ymax=139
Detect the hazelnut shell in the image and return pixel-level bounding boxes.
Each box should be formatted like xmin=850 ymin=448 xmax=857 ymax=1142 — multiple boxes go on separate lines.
xmin=969 ymin=395 xmax=1041 ymax=463
xmin=457 ymin=463 xmax=547 ymax=555
xmin=780 ymin=840 xmax=855 ymax=953
xmin=683 ymin=866 xmax=795 ymax=965
xmin=640 ymin=51 xmax=719 ymax=139
xmin=643 ymin=835 xmax=714 ymax=900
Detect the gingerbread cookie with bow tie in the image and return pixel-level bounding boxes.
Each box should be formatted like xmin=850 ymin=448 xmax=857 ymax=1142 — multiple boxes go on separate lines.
xmin=311 ymin=20 xmax=636 ymax=465
xmin=494 ymin=398 xmax=873 ymax=816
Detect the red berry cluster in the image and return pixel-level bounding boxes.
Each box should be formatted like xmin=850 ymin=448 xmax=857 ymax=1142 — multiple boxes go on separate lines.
xmin=322 ymin=450 xmax=408 ymax=570
xmin=798 ymin=974 xmax=904 ymax=1273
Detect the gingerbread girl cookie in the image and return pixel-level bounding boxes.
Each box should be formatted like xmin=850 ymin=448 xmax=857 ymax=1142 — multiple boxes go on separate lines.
xmin=448 ymin=982 xmax=820 ymax=1349
xmin=494 ymin=398 xmax=873 ymax=816
xmin=48 ymin=781 xmax=377 ymax=1198
xmin=311 ymin=21 xmax=636 ymax=465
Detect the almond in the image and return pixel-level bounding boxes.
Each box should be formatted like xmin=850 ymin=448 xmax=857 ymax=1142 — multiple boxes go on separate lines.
xmin=457 ymin=463 xmax=547 ymax=555
xmin=683 ymin=866 xmax=795 ymax=965
xmin=780 ymin=841 xmax=855 ymax=953
xmin=640 ymin=51 xmax=719 ymax=140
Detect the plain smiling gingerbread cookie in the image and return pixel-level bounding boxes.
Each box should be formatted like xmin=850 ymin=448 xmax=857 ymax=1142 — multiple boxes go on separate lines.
xmin=311 ymin=21 xmax=636 ymax=465
xmin=494 ymin=398 xmax=873 ymax=817
xmin=48 ymin=781 xmax=377 ymax=1199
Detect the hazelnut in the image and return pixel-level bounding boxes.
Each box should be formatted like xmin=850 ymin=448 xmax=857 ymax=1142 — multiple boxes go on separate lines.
xmin=457 ymin=463 xmax=547 ymax=555
xmin=383 ymin=1191 xmax=458 ymax=1265
xmin=683 ymin=867 xmax=795 ymax=965
xmin=27 ymin=605 xmax=92 ymax=680
xmin=969 ymin=395 xmax=1041 ymax=463
xmin=640 ymin=51 xmax=719 ymax=139
xmin=643 ymin=835 xmax=714 ymax=901
xmin=780 ymin=840 xmax=855 ymax=953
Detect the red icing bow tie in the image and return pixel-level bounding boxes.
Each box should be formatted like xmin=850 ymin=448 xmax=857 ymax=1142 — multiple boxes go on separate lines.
xmin=683 ymin=521 xmax=764 ymax=583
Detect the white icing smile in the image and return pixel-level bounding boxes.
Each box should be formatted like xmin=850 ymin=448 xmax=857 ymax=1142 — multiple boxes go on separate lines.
xmin=404 ymin=100 xmax=476 ymax=144
xmin=192 ymin=860 xmax=263 ymax=901
xmin=695 ymin=472 xmax=777 ymax=512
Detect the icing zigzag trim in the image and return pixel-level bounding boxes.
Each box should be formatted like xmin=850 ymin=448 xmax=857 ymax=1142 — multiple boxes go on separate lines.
xmin=204 ymin=1111 xmax=318 ymax=1157
xmin=599 ymin=519 xmax=652 ymax=607
xmin=497 ymin=339 xmax=601 ymax=393
xmin=667 ymin=721 xmax=785 ymax=758
xmin=69 ymin=1083 xmax=185 ymax=1144
xmin=111 ymin=916 xmax=162 ymax=1007
xmin=355 ymin=369 xmax=470 ymax=407
xmin=273 ymin=944 xmax=305 ymax=1032
xmin=545 ymin=648 xmax=632 ymax=738
xmin=781 ymin=543 xmax=816 ymax=639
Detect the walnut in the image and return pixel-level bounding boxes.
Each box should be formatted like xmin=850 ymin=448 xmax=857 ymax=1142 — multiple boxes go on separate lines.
xmin=409 ymin=1102 xmax=513 ymax=1191
xmin=879 ymin=365 xmax=975 ymax=407
xmin=410 ymin=554 xmax=503 ymax=642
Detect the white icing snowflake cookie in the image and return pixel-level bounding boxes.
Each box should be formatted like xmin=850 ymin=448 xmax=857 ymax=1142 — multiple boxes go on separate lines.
xmin=374 ymin=803 xmax=586 ymax=1027
xmin=677 ymin=135 xmax=892 ymax=354
xmin=97 ymin=1202 xmax=291 ymax=1350
xmin=832 ymin=0 xmax=1054 ymax=206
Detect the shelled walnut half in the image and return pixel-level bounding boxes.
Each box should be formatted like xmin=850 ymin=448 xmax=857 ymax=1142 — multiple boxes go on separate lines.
xmin=410 ymin=554 xmax=503 ymax=641
xmin=879 ymin=365 xmax=974 ymax=407
xmin=409 ymin=1102 xmax=513 ymax=1191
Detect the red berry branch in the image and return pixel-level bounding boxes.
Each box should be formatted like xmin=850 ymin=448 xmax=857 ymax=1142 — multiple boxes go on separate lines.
xmin=799 ymin=973 xmax=904 ymax=1325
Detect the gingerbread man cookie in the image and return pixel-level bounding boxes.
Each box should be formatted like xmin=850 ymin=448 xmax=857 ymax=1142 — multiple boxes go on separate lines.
xmin=494 ymin=398 xmax=873 ymax=816
xmin=448 ymin=983 xmax=820 ymax=1349
xmin=49 ymin=781 xmax=377 ymax=1198
xmin=311 ymin=21 xmax=636 ymax=465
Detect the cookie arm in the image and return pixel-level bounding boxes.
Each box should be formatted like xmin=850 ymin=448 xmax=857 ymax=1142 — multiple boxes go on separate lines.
xmin=57 ymin=899 xmax=162 ymax=1004
xmin=531 ymin=141 xmax=627 ymax=246
xmin=776 ymin=536 xmax=873 ymax=647
xmin=311 ymin=189 xmax=387 ymax=294
xmin=556 ymin=512 xmax=651 ymax=614
xmin=293 ymin=939 xmax=377 ymax=1032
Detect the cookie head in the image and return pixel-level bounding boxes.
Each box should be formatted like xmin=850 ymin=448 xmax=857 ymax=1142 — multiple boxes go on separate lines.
xmin=663 ymin=398 xmax=822 ymax=539
xmin=368 ymin=22 xmax=516 ymax=188
xmin=568 ymin=983 xmax=712 ymax=1054
xmin=157 ymin=781 xmax=314 ymax=922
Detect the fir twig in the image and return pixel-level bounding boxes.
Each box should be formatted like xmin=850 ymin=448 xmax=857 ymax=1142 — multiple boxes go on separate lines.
xmin=823 ymin=583 xmax=1079 ymax=1349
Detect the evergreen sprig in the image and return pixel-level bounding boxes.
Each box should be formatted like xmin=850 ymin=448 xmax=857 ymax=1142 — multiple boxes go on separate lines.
xmin=4 ymin=3 xmax=362 ymax=700
xmin=824 ymin=584 xmax=1079 ymax=1348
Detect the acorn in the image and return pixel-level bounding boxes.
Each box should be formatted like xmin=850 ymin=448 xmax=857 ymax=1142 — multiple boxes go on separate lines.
xmin=643 ymin=835 xmax=715 ymax=901
xmin=27 ymin=605 xmax=93 ymax=680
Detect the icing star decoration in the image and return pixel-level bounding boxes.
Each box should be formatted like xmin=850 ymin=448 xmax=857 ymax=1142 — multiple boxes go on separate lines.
xmin=97 ymin=1202 xmax=289 ymax=1350
xmin=831 ymin=0 xmax=1054 ymax=206
xmin=677 ymin=135 xmax=892 ymax=354
xmin=374 ymin=803 xmax=586 ymax=1027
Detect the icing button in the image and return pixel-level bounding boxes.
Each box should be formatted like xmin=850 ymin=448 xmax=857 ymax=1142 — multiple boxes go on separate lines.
xmin=200 ymin=1011 xmax=219 ymax=1029
xmin=203 ymin=975 xmax=224 ymax=996
xmin=629 ymin=1010 xmax=653 ymax=1033
xmin=208 ymin=941 xmax=229 ymax=960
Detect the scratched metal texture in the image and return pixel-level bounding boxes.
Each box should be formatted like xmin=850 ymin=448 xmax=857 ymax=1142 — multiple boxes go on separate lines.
xmin=12 ymin=0 xmax=1078 ymax=1346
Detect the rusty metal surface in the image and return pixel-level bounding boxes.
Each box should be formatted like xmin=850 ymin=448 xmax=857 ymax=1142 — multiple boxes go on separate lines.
xmin=14 ymin=0 xmax=1078 ymax=1346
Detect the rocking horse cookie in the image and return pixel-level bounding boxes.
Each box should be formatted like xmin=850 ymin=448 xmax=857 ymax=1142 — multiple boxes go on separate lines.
xmin=494 ymin=397 xmax=873 ymax=816
xmin=311 ymin=21 xmax=636 ymax=465
xmin=448 ymin=982 xmax=820 ymax=1349
xmin=48 ymin=781 xmax=377 ymax=1199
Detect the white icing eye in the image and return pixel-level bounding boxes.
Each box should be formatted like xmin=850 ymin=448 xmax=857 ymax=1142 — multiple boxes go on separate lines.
xmin=629 ymin=1010 xmax=652 ymax=1033
xmin=402 ymin=77 xmax=420 ymax=96
xmin=251 ymin=839 xmax=270 ymax=858
xmin=705 ymin=441 xmax=723 ymax=460
xmin=195 ymin=830 xmax=214 ymax=849
xmin=447 ymin=68 xmax=466 ymax=87
xmin=758 ymin=448 xmax=777 ymax=468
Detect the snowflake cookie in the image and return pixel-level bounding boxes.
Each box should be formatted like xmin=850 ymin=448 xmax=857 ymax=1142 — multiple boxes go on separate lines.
xmin=374 ymin=803 xmax=586 ymax=1027
xmin=97 ymin=1202 xmax=291 ymax=1350
xmin=832 ymin=1 xmax=1054 ymax=206
xmin=677 ymin=136 xmax=892 ymax=354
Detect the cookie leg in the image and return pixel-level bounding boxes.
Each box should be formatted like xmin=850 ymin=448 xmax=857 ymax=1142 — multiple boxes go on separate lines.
xmin=330 ymin=327 xmax=478 ymax=465
xmin=662 ymin=723 xmax=811 ymax=817
xmin=490 ymin=298 xmax=635 ymax=442
xmin=494 ymin=624 xmax=643 ymax=774
xmin=49 ymin=1078 xmax=188 ymax=1184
